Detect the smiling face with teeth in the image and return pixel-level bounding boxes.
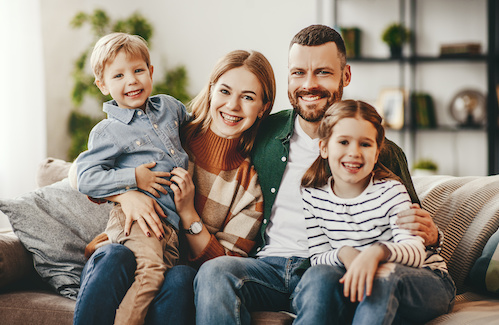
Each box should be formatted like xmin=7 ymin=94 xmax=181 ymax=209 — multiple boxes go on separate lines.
xmin=320 ymin=116 xmax=380 ymax=198
xmin=209 ymin=66 xmax=265 ymax=139
xmin=288 ymin=42 xmax=351 ymax=138
xmin=96 ymin=50 xmax=153 ymax=111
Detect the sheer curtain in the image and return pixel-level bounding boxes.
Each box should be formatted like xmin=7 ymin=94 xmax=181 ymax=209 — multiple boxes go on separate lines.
xmin=0 ymin=0 xmax=46 ymax=229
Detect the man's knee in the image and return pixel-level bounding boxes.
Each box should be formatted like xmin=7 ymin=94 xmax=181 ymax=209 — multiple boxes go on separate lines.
xmin=195 ymin=256 xmax=248 ymax=298
xmin=300 ymin=264 xmax=343 ymax=289
xmin=197 ymin=256 xmax=243 ymax=280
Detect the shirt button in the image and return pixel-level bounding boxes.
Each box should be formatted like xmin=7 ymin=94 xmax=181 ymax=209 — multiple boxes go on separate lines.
xmin=263 ymin=219 xmax=267 ymax=224
xmin=137 ymin=111 xmax=143 ymax=116
xmin=154 ymin=124 xmax=158 ymax=129
xmin=175 ymin=121 xmax=178 ymax=127
xmin=256 ymin=247 xmax=261 ymax=252
xmin=170 ymin=149 xmax=175 ymax=155
xmin=281 ymin=156 xmax=287 ymax=162
xmin=271 ymin=188 xmax=276 ymax=193
xmin=136 ymin=140 xmax=141 ymax=145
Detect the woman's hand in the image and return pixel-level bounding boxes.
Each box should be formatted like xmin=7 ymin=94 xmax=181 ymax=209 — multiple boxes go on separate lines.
xmin=169 ymin=167 xmax=197 ymax=219
xmin=135 ymin=162 xmax=171 ymax=198
xmin=396 ymin=203 xmax=438 ymax=246
xmin=108 ymin=190 xmax=166 ymax=240
xmin=339 ymin=244 xmax=386 ymax=302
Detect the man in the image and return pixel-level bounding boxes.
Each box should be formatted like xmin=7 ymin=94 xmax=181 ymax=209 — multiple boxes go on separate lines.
xmin=194 ymin=24 xmax=442 ymax=324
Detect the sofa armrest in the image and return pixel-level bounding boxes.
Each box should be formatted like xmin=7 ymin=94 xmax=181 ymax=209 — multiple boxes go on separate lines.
xmin=0 ymin=233 xmax=36 ymax=289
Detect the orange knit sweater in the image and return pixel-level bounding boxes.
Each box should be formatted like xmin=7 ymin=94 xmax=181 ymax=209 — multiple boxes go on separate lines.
xmin=186 ymin=128 xmax=263 ymax=267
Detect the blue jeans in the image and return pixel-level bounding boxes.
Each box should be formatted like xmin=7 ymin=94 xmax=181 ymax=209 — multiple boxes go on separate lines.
xmin=194 ymin=257 xmax=456 ymax=325
xmin=74 ymin=244 xmax=196 ymax=325
xmin=294 ymin=264 xmax=456 ymax=325
xmin=194 ymin=256 xmax=308 ymax=325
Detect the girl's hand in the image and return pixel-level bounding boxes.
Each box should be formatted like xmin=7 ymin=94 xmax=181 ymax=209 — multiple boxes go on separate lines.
xmin=135 ymin=162 xmax=171 ymax=198
xmin=339 ymin=244 xmax=386 ymax=302
xmin=109 ymin=190 xmax=166 ymax=240
xmin=169 ymin=167 xmax=197 ymax=218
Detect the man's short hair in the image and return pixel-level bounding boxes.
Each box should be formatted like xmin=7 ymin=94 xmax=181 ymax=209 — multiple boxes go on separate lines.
xmin=290 ymin=25 xmax=347 ymax=68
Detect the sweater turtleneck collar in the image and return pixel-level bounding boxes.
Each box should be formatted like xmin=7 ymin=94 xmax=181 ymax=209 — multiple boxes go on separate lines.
xmin=188 ymin=128 xmax=246 ymax=170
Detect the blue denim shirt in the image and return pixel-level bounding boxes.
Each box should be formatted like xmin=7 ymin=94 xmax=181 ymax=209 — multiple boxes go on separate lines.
xmin=76 ymin=94 xmax=189 ymax=229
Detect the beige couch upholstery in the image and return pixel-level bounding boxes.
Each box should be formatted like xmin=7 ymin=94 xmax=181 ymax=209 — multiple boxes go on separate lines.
xmin=2 ymin=173 xmax=499 ymax=324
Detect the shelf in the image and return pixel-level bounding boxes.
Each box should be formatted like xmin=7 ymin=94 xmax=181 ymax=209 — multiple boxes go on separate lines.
xmin=337 ymin=0 xmax=497 ymax=175
xmin=348 ymin=54 xmax=487 ymax=63
xmin=386 ymin=125 xmax=486 ymax=132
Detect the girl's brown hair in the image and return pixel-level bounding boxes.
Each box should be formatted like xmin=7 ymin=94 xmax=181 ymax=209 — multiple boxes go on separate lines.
xmin=301 ymin=100 xmax=399 ymax=188
xmin=182 ymin=50 xmax=276 ymax=156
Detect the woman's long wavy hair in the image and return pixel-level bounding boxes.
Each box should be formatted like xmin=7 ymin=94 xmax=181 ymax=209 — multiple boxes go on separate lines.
xmin=301 ymin=100 xmax=400 ymax=188
xmin=182 ymin=50 xmax=276 ymax=156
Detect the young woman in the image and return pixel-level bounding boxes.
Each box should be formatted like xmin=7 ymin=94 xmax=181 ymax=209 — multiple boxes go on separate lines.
xmin=73 ymin=49 xmax=276 ymax=325
xmin=300 ymin=100 xmax=455 ymax=324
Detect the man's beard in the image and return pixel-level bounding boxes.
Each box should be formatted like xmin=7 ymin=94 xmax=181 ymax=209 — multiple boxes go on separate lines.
xmin=288 ymin=81 xmax=343 ymax=123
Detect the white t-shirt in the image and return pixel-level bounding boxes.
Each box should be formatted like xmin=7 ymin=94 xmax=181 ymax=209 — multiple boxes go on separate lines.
xmin=257 ymin=116 xmax=320 ymax=258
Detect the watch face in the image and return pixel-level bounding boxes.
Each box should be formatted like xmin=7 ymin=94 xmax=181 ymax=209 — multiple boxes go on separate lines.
xmin=191 ymin=221 xmax=203 ymax=234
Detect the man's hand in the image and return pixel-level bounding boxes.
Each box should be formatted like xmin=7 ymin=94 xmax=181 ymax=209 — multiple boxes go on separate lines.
xmin=396 ymin=203 xmax=438 ymax=246
xmin=109 ymin=190 xmax=166 ymax=240
xmin=135 ymin=162 xmax=171 ymax=197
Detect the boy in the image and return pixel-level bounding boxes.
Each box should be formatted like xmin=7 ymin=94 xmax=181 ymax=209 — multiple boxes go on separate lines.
xmin=75 ymin=32 xmax=188 ymax=325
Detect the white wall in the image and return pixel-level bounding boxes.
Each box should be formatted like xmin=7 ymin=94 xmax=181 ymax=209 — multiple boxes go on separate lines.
xmin=41 ymin=0 xmax=489 ymax=176
xmin=0 ymin=0 xmax=46 ymax=229
xmin=0 ymin=0 xmax=490 ymax=228
xmin=42 ymin=0 xmax=328 ymax=160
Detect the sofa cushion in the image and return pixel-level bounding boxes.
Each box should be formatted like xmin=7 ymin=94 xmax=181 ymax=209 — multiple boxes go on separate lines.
xmin=0 ymin=290 xmax=75 ymax=325
xmin=469 ymin=228 xmax=499 ymax=295
xmin=0 ymin=233 xmax=34 ymax=288
xmin=412 ymin=175 xmax=499 ymax=294
xmin=0 ymin=179 xmax=110 ymax=299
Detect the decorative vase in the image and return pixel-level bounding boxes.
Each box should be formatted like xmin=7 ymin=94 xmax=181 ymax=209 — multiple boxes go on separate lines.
xmin=390 ymin=46 xmax=402 ymax=58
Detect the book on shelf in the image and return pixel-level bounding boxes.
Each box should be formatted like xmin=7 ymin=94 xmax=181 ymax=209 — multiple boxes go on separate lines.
xmin=341 ymin=27 xmax=361 ymax=58
xmin=440 ymin=42 xmax=481 ymax=57
xmin=410 ymin=93 xmax=437 ymax=128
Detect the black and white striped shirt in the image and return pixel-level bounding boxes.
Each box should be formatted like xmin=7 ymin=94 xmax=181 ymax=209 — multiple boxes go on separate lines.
xmin=303 ymin=177 xmax=447 ymax=272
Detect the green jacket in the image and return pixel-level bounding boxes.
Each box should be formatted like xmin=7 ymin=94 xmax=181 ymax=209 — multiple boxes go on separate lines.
xmin=250 ymin=109 xmax=419 ymax=255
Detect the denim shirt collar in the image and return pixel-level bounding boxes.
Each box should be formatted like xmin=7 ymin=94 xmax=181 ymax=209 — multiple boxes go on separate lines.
xmin=103 ymin=99 xmax=156 ymax=124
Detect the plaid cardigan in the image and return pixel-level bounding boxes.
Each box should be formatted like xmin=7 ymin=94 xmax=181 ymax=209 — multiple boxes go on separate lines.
xmin=186 ymin=128 xmax=263 ymax=267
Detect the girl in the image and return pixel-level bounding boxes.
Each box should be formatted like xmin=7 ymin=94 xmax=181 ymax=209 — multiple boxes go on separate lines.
xmin=74 ymin=49 xmax=276 ymax=325
xmin=301 ymin=100 xmax=455 ymax=324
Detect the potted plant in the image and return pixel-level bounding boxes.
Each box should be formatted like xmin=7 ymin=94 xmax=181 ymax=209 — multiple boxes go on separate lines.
xmin=413 ymin=159 xmax=438 ymax=176
xmin=381 ymin=23 xmax=411 ymax=58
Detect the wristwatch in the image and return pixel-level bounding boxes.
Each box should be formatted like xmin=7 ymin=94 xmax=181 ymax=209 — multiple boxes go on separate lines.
xmin=426 ymin=226 xmax=444 ymax=254
xmin=184 ymin=220 xmax=203 ymax=235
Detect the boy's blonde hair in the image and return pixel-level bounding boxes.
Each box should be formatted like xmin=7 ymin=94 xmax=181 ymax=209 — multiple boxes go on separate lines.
xmin=90 ymin=32 xmax=151 ymax=82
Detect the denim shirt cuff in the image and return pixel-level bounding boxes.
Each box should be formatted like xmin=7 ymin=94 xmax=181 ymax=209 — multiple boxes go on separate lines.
xmin=114 ymin=167 xmax=138 ymax=190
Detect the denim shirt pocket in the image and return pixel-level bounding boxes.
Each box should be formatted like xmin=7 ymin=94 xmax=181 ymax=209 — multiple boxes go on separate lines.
xmin=162 ymin=118 xmax=183 ymax=149
xmin=123 ymin=134 xmax=166 ymax=165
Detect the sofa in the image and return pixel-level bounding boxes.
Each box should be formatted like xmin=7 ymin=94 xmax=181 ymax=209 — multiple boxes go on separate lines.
xmin=2 ymin=162 xmax=499 ymax=324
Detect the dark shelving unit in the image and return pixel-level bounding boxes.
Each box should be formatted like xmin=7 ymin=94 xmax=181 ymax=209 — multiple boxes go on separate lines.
xmin=338 ymin=0 xmax=498 ymax=175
